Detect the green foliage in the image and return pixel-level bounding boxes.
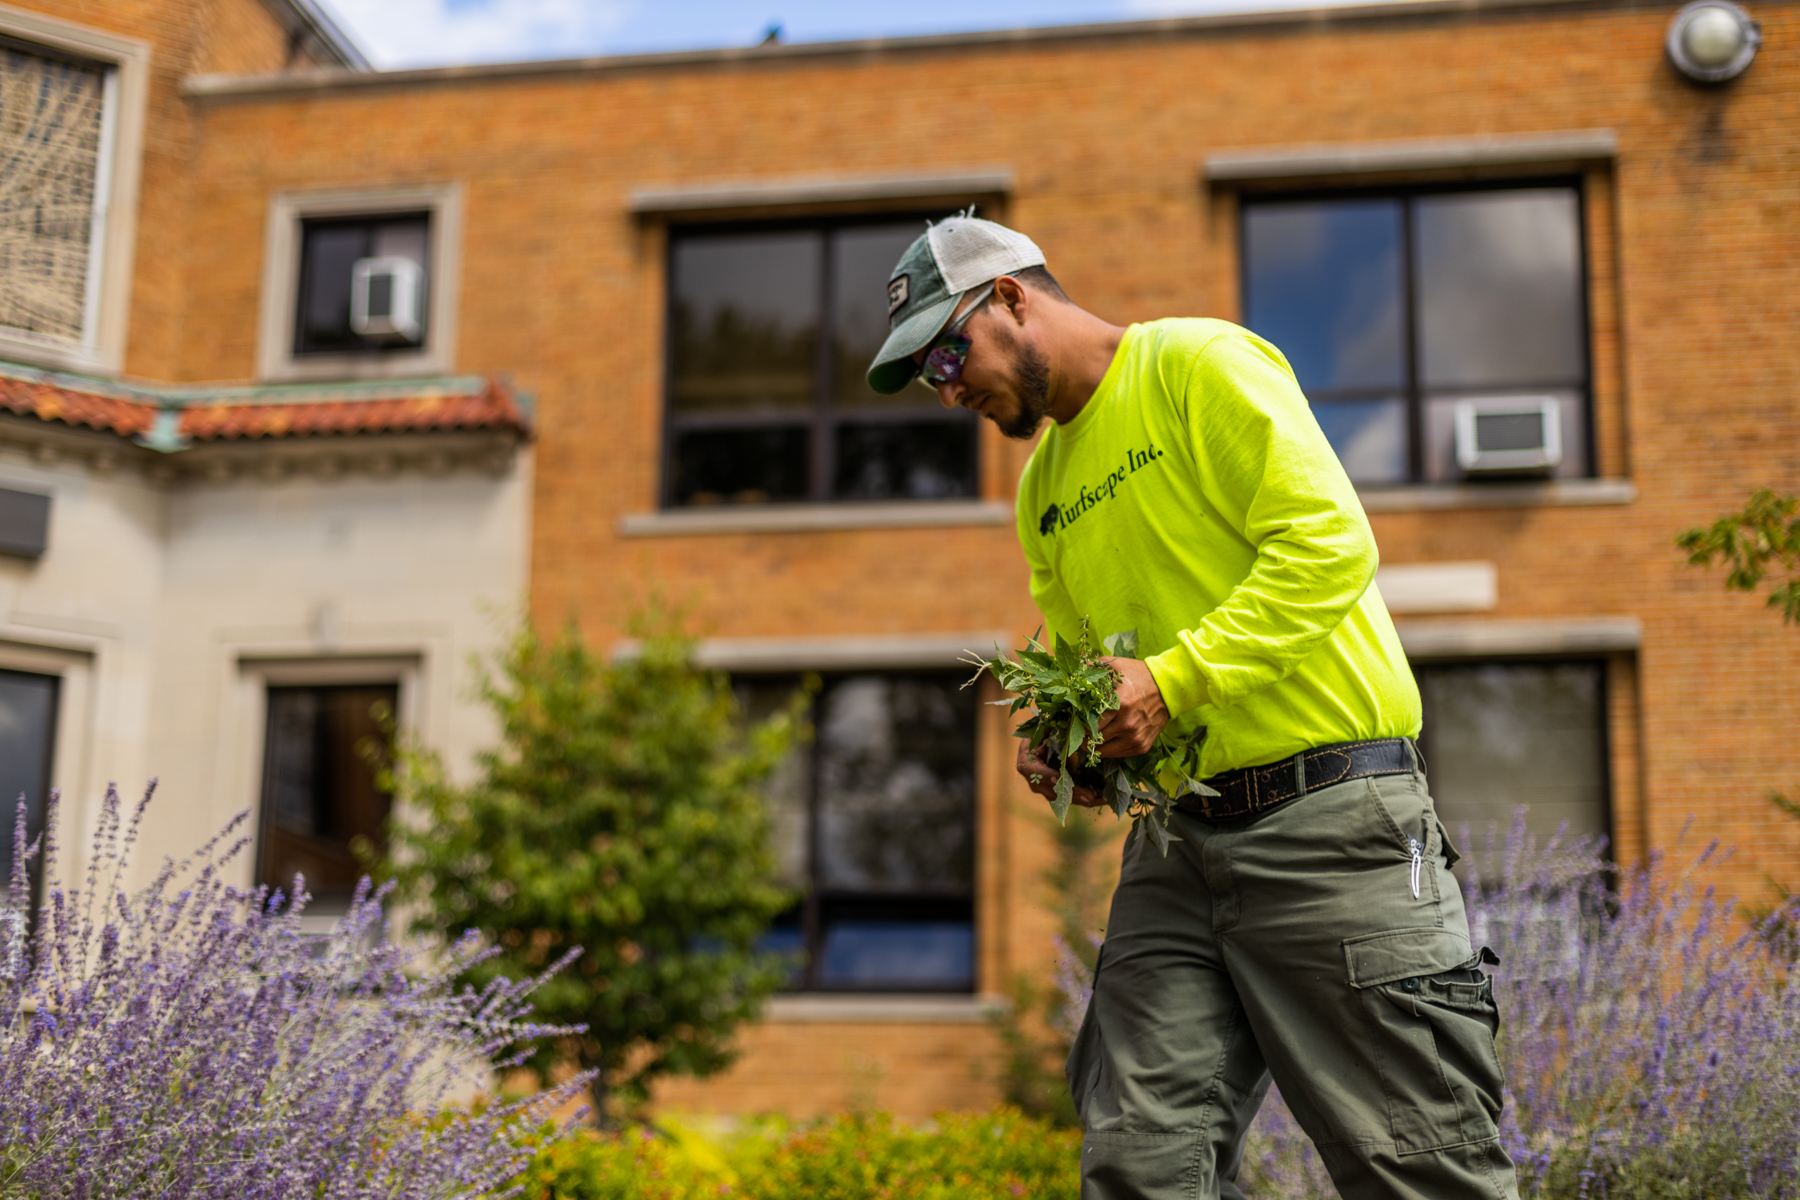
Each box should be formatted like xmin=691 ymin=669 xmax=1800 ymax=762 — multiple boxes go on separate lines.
xmin=383 ymin=619 xmax=805 ymax=1120
xmin=1676 ymin=487 xmax=1800 ymax=625
xmin=516 ymin=1111 xmax=1082 ymax=1200
xmin=966 ymin=620 xmax=1213 ymax=855
xmin=516 ymin=1122 xmax=722 ymax=1200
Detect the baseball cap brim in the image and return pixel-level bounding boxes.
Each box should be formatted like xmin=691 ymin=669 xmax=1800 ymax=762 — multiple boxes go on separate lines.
xmin=865 ymin=291 xmax=963 ymax=395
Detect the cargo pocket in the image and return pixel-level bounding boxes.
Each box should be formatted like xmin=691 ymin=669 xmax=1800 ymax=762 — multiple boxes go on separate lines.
xmin=1344 ymin=927 xmax=1505 ymax=1154
xmin=1065 ymin=943 xmax=1106 ymax=1128
xmin=1437 ymin=820 xmax=1463 ymax=872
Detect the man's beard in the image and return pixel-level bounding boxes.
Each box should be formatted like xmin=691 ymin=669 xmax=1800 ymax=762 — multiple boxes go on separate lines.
xmin=993 ymin=338 xmax=1053 ymax=440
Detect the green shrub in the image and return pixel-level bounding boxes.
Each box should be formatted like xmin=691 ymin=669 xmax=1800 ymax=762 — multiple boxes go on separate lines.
xmin=383 ymin=619 xmax=805 ymax=1120
xmin=519 ymin=1110 xmax=1081 ymax=1200
xmin=517 ymin=1125 xmax=724 ymax=1200
xmin=742 ymin=1112 xmax=1079 ymax=1200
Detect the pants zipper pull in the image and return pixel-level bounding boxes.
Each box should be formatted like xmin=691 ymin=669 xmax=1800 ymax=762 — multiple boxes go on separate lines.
xmin=1407 ymin=837 xmax=1423 ymax=900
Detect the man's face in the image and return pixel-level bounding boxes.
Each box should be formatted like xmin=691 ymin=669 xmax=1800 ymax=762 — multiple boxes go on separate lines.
xmin=915 ymin=287 xmax=1053 ymax=440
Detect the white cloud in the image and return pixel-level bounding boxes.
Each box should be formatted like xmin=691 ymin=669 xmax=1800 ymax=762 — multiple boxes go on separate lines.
xmin=325 ymin=0 xmax=637 ymax=68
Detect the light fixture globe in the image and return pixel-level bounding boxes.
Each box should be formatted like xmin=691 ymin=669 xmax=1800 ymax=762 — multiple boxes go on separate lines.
xmin=1667 ymin=0 xmax=1761 ymax=82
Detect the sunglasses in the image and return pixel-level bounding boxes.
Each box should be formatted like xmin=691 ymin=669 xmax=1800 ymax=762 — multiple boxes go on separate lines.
xmin=916 ymin=283 xmax=995 ymax=388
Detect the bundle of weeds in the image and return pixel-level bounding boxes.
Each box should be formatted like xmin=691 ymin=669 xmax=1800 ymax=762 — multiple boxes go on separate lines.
xmin=965 ymin=620 xmax=1215 ymax=854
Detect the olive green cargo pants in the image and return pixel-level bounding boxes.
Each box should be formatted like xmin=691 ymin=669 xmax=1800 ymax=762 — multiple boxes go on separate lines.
xmin=1066 ymin=761 xmax=1519 ymax=1200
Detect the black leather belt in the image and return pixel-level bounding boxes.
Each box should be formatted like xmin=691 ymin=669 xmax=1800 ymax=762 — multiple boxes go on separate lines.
xmin=1175 ymin=737 xmax=1417 ymax=822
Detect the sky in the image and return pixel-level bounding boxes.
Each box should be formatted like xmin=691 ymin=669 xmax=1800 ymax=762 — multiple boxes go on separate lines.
xmin=318 ymin=0 xmax=1352 ymax=70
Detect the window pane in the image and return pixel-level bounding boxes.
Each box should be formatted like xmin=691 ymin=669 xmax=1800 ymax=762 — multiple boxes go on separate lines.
xmin=0 ymin=46 xmax=107 ymax=341
xmin=834 ymin=419 xmax=977 ymax=500
xmin=294 ymin=216 xmax=429 ymax=355
xmin=1243 ymin=200 xmax=1405 ymax=393
xmin=259 ymin=684 xmax=397 ymax=905
xmin=671 ymin=231 xmax=821 ymax=413
xmin=1418 ymin=662 xmax=1607 ymax=875
xmin=757 ymin=906 xmax=807 ymax=986
xmin=816 ymin=675 xmax=975 ymax=894
xmin=1415 ymin=189 xmax=1584 ymax=388
xmin=1311 ymin=398 xmax=1408 ymax=485
xmin=0 ymin=670 xmax=57 ymax=905
xmin=672 ymin=426 xmax=809 ymax=506
xmin=819 ymin=897 xmax=974 ymax=989
xmin=296 ymin=224 xmax=368 ymax=353
xmin=831 ymin=222 xmax=933 ymax=410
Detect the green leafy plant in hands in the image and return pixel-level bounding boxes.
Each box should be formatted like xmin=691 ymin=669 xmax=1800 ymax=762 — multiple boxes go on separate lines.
xmin=966 ymin=619 xmax=1216 ymax=856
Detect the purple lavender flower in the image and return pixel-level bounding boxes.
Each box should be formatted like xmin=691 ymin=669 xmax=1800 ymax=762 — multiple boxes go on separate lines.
xmin=1050 ymin=813 xmax=1800 ymax=1198
xmin=0 ymin=783 xmax=591 ymax=1199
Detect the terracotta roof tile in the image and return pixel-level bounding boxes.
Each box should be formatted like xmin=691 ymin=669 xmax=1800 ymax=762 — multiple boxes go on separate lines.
xmin=179 ymin=379 xmax=526 ymax=441
xmin=0 ymin=369 xmax=526 ymax=445
xmin=0 ymin=374 xmax=156 ymax=437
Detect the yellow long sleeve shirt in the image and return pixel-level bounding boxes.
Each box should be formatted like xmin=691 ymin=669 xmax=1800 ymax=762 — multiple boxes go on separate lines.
xmin=1014 ymin=318 xmax=1422 ymax=778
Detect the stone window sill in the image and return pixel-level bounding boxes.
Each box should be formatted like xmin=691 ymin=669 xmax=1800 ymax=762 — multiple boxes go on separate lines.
xmin=618 ymin=499 xmax=1012 ymax=537
xmin=1357 ymin=478 xmax=1634 ymax=513
xmin=617 ymin=482 xmax=1630 ymax=537
xmin=763 ymin=994 xmax=1004 ymax=1023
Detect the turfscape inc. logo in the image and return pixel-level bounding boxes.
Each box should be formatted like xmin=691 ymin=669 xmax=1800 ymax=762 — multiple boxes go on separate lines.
xmin=1038 ymin=440 xmax=1166 ymax=538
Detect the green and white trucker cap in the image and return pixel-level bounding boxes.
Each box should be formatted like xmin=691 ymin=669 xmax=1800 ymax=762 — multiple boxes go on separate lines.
xmin=865 ymin=215 xmax=1046 ymax=395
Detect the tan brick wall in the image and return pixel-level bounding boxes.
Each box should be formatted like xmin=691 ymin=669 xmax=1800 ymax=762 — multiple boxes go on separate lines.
xmin=652 ymin=1021 xmax=1007 ymax=1118
xmin=199 ymin=0 xmax=299 ymax=75
xmin=85 ymin=0 xmax=1800 ymax=1113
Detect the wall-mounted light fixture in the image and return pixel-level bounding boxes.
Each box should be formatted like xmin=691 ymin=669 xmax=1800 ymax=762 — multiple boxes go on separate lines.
xmin=1667 ymin=0 xmax=1762 ymax=82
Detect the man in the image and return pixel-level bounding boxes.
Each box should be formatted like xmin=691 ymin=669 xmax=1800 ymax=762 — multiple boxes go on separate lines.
xmin=867 ymin=215 xmax=1518 ymax=1200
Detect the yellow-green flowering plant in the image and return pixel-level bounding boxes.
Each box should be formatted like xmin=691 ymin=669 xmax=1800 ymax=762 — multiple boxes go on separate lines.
xmin=966 ymin=620 xmax=1215 ymax=855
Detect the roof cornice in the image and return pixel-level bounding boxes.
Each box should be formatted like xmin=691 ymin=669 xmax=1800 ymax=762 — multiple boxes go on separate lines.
xmin=185 ymin=0 xmax=1662 ymax=101
xmin=0 ymin=360 xmax=530 ymax=454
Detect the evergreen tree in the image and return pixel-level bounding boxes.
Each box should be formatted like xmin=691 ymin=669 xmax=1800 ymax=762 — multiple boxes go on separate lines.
xmin=384 ymin=620 xmax=804 ymax=1120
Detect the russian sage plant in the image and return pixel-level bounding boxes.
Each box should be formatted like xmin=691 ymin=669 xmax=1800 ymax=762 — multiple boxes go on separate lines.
xmin=0 ymin=784 xmax=587 ymax=1199
xmin=1059 ymin=818 xmax=1800 ymax=1199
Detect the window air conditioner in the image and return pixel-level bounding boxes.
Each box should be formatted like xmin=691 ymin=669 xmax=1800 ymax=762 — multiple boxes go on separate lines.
xmin=350 ymin=256 xmax=424 ymax=342
xmin=1453 ymin=396 xmax=1562 ymax=475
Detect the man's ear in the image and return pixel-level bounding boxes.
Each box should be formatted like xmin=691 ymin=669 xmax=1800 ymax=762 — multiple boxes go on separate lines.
xmin=993 ymin=275 xmax=1031 ymax=325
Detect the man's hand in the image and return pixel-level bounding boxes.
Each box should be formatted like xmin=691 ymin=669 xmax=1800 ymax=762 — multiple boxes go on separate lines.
xmin=1016 ymin=736 xmax=1107 ymax=808
xmin=1097 ymin=657 xmax=1171 ymax=758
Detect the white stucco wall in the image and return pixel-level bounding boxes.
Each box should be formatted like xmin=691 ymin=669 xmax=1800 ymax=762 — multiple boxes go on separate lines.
xmin=0 ymin=438 xmax=531 ymax=890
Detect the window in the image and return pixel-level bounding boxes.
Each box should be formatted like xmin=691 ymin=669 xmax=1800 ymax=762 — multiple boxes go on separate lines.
xmin=0 ymin=669 xmax=57 ymax=920
xmin=0 ymin=15 xmax=147 ymax=375
xmin=738 ymin=673 xmax=977 ymax=991
xmin=0 ymin=41 xmax=106 ymax=345
xmin=665 ymin=216 xmax=979 ymax=507
xmin=1242 ymin=184 xmax=1590 ymax=485
xmin=1416 ymin=660 xmax=1609 ymax=870
xmin=256 ymin=684 xmax=397 ymax=909
xmin=294 ymin=213 xmax=429 ymax=355
xmin=257 ymin=185 xmax=463 ymax=382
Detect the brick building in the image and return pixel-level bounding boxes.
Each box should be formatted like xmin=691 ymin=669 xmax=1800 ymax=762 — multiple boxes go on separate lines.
xmin=2 ymin=0 xmax=1796 ymax=1115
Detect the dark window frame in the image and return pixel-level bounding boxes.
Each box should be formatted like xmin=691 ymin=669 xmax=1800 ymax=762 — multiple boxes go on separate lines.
xmin=292 ymin=211 xmax=432 ymax=358
xmin=740 ymin=669 xmax=978 ymax=995
xmin=1239 ymin=177 xmax=1595 ymax=485
xmin=255 ymin=681 xmax=400 ymax=909
xmin=1412 ymin=654 xmax=1614 ymax=863
xmin=661 ymin=211 xmax=981 ymax=509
